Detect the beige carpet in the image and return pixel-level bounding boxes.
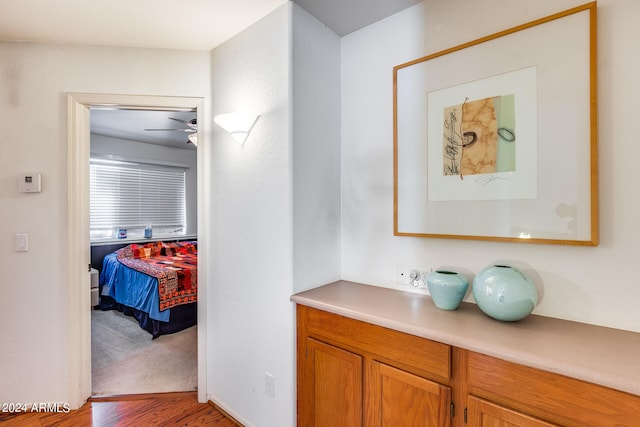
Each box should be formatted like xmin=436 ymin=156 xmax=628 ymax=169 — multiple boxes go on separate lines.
xmin=91 ymin=309 xmax=197 ymax=396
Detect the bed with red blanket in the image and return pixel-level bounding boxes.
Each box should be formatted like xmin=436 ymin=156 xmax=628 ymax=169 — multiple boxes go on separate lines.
xmin=98 ymin=241 xmax=197 ymax=338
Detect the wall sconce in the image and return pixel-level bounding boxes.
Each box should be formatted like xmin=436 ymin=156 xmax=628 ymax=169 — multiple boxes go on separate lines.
xmin=214 ymin=112 xmax=259 ymax=145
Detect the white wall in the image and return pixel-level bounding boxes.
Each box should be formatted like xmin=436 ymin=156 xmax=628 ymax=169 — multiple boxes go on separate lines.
xmin=209 ymin=4 xmax=294 ymax=426
xmin=90 ymin=134 xmax=198 ymax=236
xmin=208 ymin=3 xmax=341 ymax=426
xmin=0 ymin=42 xmax=209 ymax=404
xmin=292 ymin=3 xmax=342 ymax=293
xmin=341 ymin=0 xmax=640 ymax=333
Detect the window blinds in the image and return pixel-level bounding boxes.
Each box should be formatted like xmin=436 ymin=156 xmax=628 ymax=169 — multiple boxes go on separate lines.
xmin=90 ymin=161 xmax=186 ymax=237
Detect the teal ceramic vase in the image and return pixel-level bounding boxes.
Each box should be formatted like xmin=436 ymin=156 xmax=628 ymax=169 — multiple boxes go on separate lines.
xmin=426 ymin=270 xmax=469 ymax=310
xmin=472 ymin=265 xmax=537 ymax=321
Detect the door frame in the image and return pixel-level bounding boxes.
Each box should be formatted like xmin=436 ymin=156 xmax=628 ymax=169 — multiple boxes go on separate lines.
xmin=67 ymin=93 xmax=208 ymax=408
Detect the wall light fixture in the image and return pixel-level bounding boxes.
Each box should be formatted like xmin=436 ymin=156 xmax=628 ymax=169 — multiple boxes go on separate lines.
xmin=214 ymin=112 xmax=259 ymax=145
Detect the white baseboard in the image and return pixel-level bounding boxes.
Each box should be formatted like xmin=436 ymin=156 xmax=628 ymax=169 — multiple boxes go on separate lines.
xmin=206 ymin=394 xmax=251 ymax=427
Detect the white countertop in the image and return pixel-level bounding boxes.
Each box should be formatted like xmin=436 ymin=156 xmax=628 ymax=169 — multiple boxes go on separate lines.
xmin=291 ymin=280 xmax=640 ymax=396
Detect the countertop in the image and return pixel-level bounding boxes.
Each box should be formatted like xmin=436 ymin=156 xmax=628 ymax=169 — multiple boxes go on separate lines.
xmin=291 ymin=280 xmax=640 ymax=396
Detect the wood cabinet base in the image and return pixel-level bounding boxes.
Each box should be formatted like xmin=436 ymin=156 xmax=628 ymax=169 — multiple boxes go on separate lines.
xmin=296 ymin=305 xmax=640 ymax=427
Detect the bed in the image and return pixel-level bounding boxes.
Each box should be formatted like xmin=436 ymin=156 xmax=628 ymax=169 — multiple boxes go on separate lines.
xmin=98 ymin=240 xmax=197 ymax=338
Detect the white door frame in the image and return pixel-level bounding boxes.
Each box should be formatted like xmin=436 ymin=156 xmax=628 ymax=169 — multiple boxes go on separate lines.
xmin=67 ymin=93 xmax=208 ymax=408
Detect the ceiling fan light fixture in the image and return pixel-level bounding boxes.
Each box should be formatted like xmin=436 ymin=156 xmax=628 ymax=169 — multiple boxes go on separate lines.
xmin=214 ymin=112 xmax=259 ymax=145
xmin=188 ymin=133 xmax=198 ymax=147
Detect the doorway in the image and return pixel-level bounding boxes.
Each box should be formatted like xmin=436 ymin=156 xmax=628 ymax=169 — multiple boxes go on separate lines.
xmin=89 ymin=107 xmax=198 ymax=396
xmin=67 ymin=93 xmax=208 ymax=407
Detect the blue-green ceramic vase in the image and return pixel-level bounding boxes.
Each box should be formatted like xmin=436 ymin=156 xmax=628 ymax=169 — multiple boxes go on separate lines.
xmin=472 ymin=265 xmax=537 ymax=322
xmin=426 ymin=270 xmax=469 ymax=310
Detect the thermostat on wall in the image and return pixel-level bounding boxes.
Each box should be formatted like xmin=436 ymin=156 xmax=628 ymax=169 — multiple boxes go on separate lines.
xmin=19 ymin=173 xmax=42 ymax=193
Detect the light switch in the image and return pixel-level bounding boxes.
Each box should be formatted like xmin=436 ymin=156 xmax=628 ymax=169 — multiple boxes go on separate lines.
xmin=16 ymin=233 xmax=28 ymax=252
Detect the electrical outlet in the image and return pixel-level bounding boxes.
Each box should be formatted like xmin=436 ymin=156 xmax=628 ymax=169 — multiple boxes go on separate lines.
xmin=397 ymin=264 xmax=431 ymax=290
xmin=265 ymin=373 xmax=275 ymax=397
xmin=396 ymin=264 xmax=432 ymax=295
xmin=408 ymin=268 xmax=420 ymax=287
xmin=408 ymin=266 xmax=425 ymax=289
xmin=409 ymin=265 xmax=431 ymax=292
xmin=418 ymin=268 xmax=432 ymax=295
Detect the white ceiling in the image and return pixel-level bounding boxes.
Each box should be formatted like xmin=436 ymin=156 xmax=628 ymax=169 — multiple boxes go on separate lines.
xmin=91 ymin=109 xmax=198 ymax=150
xmin=0 ymin=0 xmax=422 ymax=148
xmin=0 ymin=0 xmax=422 ymax=51
xmin=0 ymin=0 xmax=288 ymax=51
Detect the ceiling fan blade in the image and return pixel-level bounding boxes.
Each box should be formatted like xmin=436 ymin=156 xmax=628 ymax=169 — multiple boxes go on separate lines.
xmin=170 ymin=117 xmax=197 ymax=129
xmin=169 ymin=117 xmax=197 ymax=126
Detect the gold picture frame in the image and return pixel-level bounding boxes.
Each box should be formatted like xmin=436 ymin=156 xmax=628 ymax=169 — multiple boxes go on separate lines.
xmin=393 ymin=2 xmax=598 ymax=245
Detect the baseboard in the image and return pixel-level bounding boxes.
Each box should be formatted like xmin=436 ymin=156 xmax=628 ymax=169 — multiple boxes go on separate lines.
xmin=207 ymin=397 xmax=247 ymax=427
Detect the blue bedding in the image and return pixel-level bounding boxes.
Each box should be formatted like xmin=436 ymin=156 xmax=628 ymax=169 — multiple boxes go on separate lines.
xmin=100 ymin=252 xmax=169 ymax=322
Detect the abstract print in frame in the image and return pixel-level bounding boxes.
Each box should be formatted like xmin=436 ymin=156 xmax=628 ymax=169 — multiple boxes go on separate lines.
xmin=427 ymin=67 xmax=537 ymax=202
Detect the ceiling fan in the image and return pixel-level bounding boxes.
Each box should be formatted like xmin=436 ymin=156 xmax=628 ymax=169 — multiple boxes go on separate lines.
xmin=145 ymin=117 xmax=198 ymax=146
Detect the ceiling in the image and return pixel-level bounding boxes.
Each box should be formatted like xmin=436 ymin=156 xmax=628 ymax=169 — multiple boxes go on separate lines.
xmin=91 ymin=109 xmax=198 ymax=150
xmin=0 ymin=0 xmax=422 ymax=50
xmin=294 ymin=0 xmax=423 ymax=36
xmin=1 ymin=0 xmax=422 ymax=148
xmin=0 ymin=0 xmax=288 ymax=51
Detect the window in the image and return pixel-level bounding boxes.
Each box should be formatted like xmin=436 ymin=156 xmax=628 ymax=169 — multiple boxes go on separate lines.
xmin=90 ymin=159 xmax=186 ymax=241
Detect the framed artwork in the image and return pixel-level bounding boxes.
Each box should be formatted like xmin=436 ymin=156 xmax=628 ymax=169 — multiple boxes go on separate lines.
xmin=393 ymin=2 xmax=598 ymax=245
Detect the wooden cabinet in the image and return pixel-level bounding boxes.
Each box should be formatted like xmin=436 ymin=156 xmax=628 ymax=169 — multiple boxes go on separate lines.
xmin=303 ymin=338 xmax=363 ymax=426
xmin=297 ymin=304 xmax=640 ymax=427
xmin=464 ymin=351 xmax=640 ymax=426
xmin=297 ymin=305 xmax=452 ymax=427
xmin=369 ymin=361 xmax=451 ymax=427
xmin=466 ymin=396 xmax=558 ymax=427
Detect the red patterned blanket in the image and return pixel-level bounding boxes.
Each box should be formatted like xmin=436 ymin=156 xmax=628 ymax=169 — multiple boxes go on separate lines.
xmin=116 ymin=241 xmax=197 ymax=311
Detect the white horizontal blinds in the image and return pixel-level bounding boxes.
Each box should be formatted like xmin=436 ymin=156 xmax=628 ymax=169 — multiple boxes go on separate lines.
xmin=90 ymin=162 xmax=186 ymax=234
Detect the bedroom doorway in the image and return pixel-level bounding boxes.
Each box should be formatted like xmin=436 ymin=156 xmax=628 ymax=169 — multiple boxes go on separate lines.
xmin=89 ymin=108 xmax=199 ymax=396
xmin=67 ymin=93 xmax=208 ymax=407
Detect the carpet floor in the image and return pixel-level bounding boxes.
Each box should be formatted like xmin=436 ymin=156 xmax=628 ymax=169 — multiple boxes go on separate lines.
xmin=91 ymin=309 xmax=197 ymax=397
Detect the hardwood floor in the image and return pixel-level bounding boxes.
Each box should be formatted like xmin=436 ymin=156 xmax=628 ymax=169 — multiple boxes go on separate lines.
xmin=0 ymin=392 xmax=239 ymax=427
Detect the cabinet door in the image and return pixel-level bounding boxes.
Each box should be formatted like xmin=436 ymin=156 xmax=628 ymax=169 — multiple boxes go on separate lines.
xmin=467 ymin=396 xmax=559 ymax=427
xmin=367 ymin=361 xmax=451 ymax=427
xmin=302 ymin=337 xmax=363 ymax=427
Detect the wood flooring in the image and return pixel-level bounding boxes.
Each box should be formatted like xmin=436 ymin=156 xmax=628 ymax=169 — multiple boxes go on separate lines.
xmin=0 ymin=392 xmax=239 ymax=427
